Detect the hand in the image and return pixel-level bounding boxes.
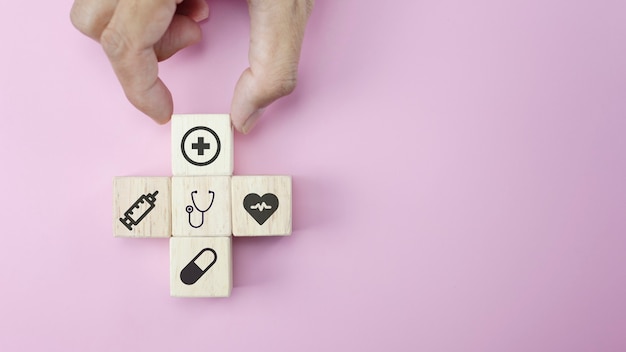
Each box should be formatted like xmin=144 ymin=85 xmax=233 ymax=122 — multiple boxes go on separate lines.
xmin=70 ymin=0 xmax=313 ymax=133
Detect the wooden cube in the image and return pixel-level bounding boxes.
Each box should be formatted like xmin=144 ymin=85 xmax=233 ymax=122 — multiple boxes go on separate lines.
xmin=231 ymin=176 xmax=292 ymax=236
xmin=171 ymin=114 xmax=233 ymax=176
xmin=113 ymin=177 xmax=171 ymax=238
xmin=170 ymin=237 xmax=232 ymax=297
xmin=171 ymin=176 xmax=232 ymax=237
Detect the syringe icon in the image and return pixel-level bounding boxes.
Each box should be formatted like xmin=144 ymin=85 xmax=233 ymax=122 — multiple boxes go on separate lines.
xmin=119 ymin=191 xmax=159 ymax=231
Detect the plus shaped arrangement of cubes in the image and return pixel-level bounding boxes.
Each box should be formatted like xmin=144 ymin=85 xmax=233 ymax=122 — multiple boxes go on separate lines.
xmin=113 ymin=114 xmax=292 ymax=298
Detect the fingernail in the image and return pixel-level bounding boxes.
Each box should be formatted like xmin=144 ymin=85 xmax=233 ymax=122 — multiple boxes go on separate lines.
xmin=195 ymin=6 xmax=210 ymax=22
xmin=242 ymin=108 xmax=264 ymax=134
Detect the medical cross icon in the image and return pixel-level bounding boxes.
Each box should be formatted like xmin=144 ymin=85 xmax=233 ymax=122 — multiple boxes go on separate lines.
xmin=179 ymin=125 xmax=222 ymax=169
xmin=191 ymin=137 xmax=210 ymax=155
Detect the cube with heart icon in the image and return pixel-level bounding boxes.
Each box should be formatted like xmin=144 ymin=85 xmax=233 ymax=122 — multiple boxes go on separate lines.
xmin=231 ymin=176 xmax=292 ymax=236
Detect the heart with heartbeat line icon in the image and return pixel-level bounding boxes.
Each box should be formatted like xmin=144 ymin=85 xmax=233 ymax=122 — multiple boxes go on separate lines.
xmin=243 ymin=193 xmax=279 ymax=225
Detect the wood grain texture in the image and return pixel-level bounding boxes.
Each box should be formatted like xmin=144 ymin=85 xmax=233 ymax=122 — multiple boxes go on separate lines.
xmin=171 ymin=176 xmax=232 ymax=237
xmin=231 ymin=176 xmax=292 ymax=236
xmin=171 ymin=114 xmax=233 ymax=176
xmin=113 ymin=177 xmax=171 ymax=238
xmin=170 ymin=237 xmax=232 ymax=298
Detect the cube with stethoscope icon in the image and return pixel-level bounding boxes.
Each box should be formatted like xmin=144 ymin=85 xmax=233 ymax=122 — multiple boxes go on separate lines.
xmin=113 ymin=114 xmax=291 ymax=298
xmin=171 ymin=176 xmax=232 ymax=237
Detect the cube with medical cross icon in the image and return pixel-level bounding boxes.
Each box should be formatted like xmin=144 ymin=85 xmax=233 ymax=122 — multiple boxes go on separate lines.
xmin=171 ymin=176 xmax=232 ymax=237
xmin=171 ymin=114 xmax=233 ymax=176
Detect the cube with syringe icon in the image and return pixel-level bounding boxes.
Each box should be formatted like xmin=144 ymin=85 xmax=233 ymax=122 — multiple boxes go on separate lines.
xmin=113 ymin=177 xmax=171 ymax=238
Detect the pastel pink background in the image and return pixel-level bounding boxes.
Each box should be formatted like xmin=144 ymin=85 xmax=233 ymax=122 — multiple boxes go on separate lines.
xmin=1 ymin=0 xmax=625 ymax=351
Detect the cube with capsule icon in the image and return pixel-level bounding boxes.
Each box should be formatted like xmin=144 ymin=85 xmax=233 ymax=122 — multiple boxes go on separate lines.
xmin=113 ymin=177 xmax=171 ymax=238
xmin=171 ymin=176 xmax=231 ymax=237
xmin=170 ymin=237 xmax=232 ymax=297
xmin=171 ymin=114 xmax=233 ymax=176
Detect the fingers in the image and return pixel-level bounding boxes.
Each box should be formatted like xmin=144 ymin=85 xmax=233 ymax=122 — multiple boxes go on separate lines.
xmin=70 ymin=0 xmax=118 ymax=40
xmin=176 ymin=0 xmax=210 ymax=22
xmin=101 ymin=0 xmax=180 ymax=123
xmin=156 ymin=0 xmax=207 ymax=61
xmin=230 ymin=0 xmax=313 ymax=133
xmin=154 ymin=14 xmax=203 ymax=61
xmin=71 ymin=0 xmax=206 ymax=124
xmin=71 ymin=0 xmax=207 ymax=41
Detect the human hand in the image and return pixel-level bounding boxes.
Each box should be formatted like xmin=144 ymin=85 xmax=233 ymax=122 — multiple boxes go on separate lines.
xmin=70 ymin=0 xmax=313 ymax=133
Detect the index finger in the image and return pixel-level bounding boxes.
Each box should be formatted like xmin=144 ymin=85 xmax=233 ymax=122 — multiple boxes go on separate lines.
xmin=101 ymin=0 xmax=179 ymax=123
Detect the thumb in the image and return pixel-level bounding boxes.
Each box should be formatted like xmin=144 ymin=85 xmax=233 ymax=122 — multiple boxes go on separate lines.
xmin=230 ymin=0 xmax=313 ymax=134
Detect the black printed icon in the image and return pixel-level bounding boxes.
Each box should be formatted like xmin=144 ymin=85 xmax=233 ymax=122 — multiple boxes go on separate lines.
xmin=186 ymin=190 xmax=215 ymax=228
xmin=244 ymin=193 xmax=279 ymax=225
xmin=180 ymin=248 xmax=217 ymax=285
xmin=192 ymin=137 xmax=211 ymax=155
xmin=119 ymin=191 xmax=159 ymax=231
xmin=181 ymin=126 xmax=221 ymax=166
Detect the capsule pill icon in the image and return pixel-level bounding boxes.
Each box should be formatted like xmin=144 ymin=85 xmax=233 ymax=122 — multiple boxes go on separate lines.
xmin=180 ymin=248 xmax=218 ymax=285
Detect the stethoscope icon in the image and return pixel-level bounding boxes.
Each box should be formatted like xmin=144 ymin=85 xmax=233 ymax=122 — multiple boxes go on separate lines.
xmin=185 ymin=190 xmax=215 ymax=228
